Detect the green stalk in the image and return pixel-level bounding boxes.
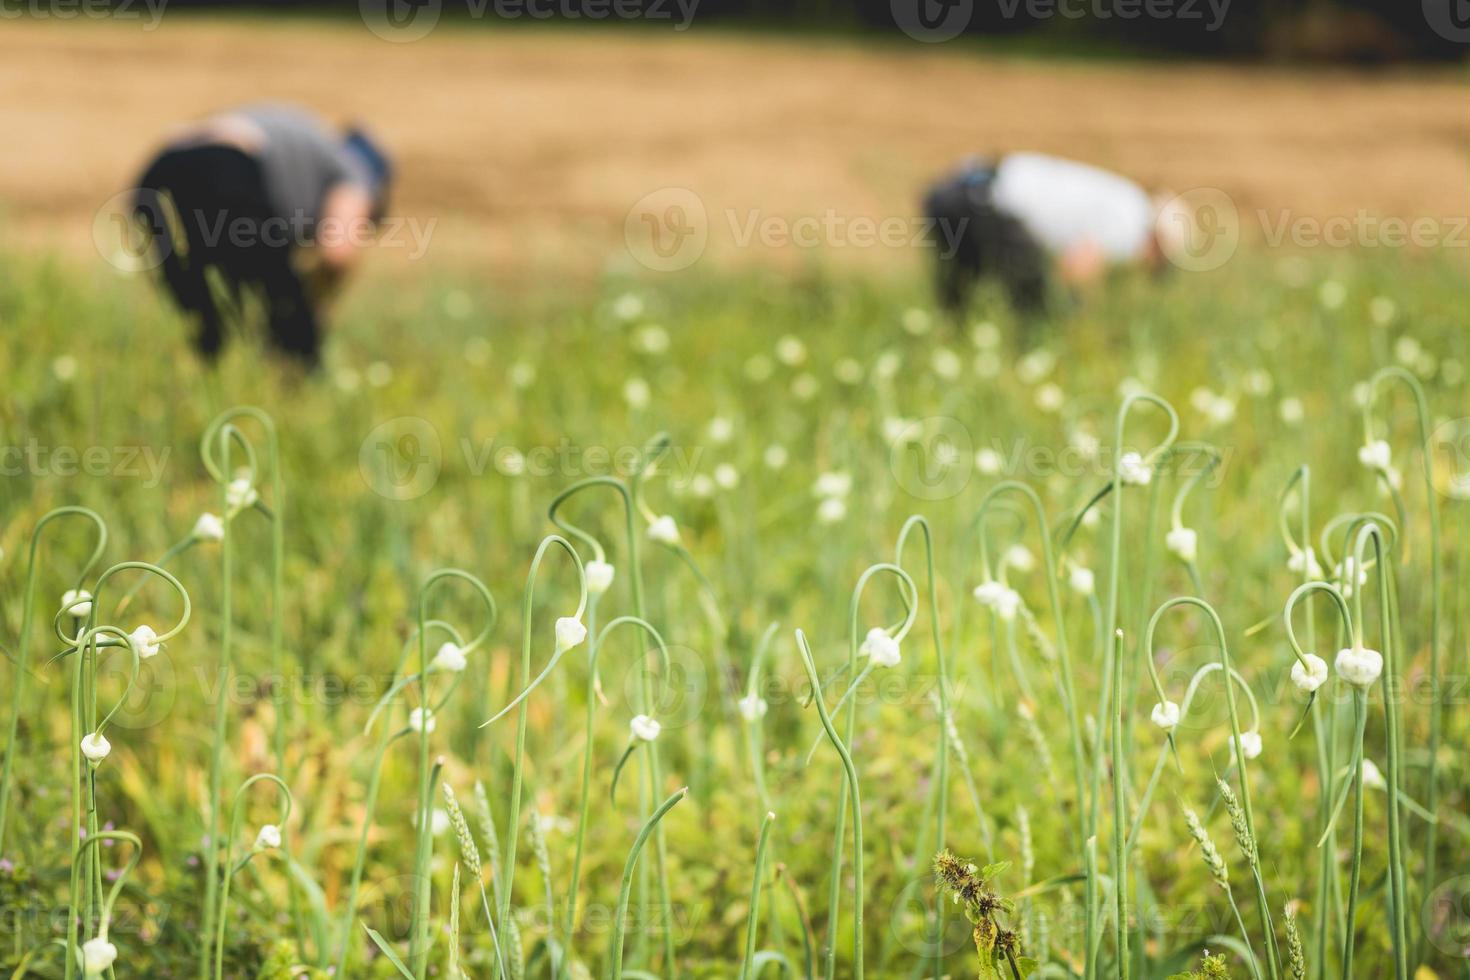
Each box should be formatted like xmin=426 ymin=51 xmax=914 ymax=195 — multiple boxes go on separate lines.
xmin=549 ymin=439 xmax=671 ymax=972
xmin=818 ymin=564 xmax=916 ymax=980
xmin=1367 ymin=368 xmax=1442 ymax=966
xmin=1100 ymin=393 xmax=1178 ymax=980
xmin=0 ymin=507 xmax=106 ymax=859
xmin=213 ymin=774 xmax=292 ymax=980
xmin=1365 ymin=531 xmax=1409 ymax=979
xmin=973 ymin=487 xmax=1088 ymax=855
xmin=495 ymin=537 xmax=586 ymax=971
xmin=796 ymin=629 xmax=865 ymax=980
xmin=1341 ymin=690 xmax=1368 ymax=978
xmin=1125 ymin=662 xmax=1260 ymax=853
xmin=738 ymin=810 xmax=777 ymax=980
xmin=741 ymin=622 xmax=780 ymax=815
xmin=560 ymin=592 xmax=602 ymax=980
xmin=896 ymin=516 xmax=953 ymax=979
xmin=333 ymin=620 xmax=466 ymax=977
xmin=552 ymin=615 xmax=671 ymax=979
xmin=1146 ymin=596 xmax=1280 ymax=979
xmin=203 ymin=408 xmax=302 ymax=957
xmin=199 ymin=423 xmax=251 ymax=980
xmin=609 ymin=787 xmax=687 ymax=980
xmin=409 ymin=571 xmax=499 ymax=978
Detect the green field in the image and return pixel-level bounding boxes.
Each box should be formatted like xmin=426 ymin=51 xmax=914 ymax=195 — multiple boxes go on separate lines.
xmin=1 ymin=247 xmax=1467 ymax=979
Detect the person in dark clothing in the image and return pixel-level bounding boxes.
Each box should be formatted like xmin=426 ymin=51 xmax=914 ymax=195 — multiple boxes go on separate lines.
xmin=132 ymin=104 xmax=392 ymax=367
xmin=924 ymin=153 xmax=1179 ymax=318
xmin=924 ymin=159 xmax=1050 ymax=316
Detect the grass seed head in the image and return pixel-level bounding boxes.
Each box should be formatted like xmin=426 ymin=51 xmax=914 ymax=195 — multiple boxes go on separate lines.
xmin=1183 ymin=805 xmax=1229 ymax=888
xmin=442 ymin=783 xmax=482 ymax=879
xmin=1216 ymin=778 xmax=1257 ymax=868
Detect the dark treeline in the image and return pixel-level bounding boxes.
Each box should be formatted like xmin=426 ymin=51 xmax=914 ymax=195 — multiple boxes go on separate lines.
xmin=115 ymin=0 xmax=1467 ymax=61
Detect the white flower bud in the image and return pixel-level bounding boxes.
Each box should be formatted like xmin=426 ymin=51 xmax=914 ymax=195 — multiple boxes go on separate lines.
xmin=859 ymin=627 xmax=901 ymax=668
xmin=1150 ymin=700 xmax=1181 ymax=731
xmin=81 ymin=937 xmax=117 ymax=976
xmin=689 ymin=475 xmax=715 ymax=499
xmin=80 ymin=731 xmax=111 ymax=764
xmin=1003 ymin=544 xmax=1036 ymax=574
xmin=775 ymin=334 xmax=806 ymax=366
xmin=193 ymin=512 xmax=225 ymax=542
xmin=1069 ymin=566 xmax=1095 ymax=597
xmin=1035 ymin=383 xmax=1065 ymax=413
xmin=1290 ymin=653 xmax=1329 ymax=693
xmin=884 ymin=416 xmax=917 ymax=445
xmin=630 ymin=714 xmax=661 ymax=741
xmin=61 ymin=589 xmax=93 ymax=619
xmin=816 ymin=497 xmax=847 ymax=524
xmin=127 ymin=625 xmax=161 ymax=660
xmin=707 ymin=417 xmax=733 ymax=443
xmin=812 ymin=471 xmax=852 ymax=499
xmin=1335 ymin=645 xmax=1383 ymax=688
xmin=1358 ymin=440 xmax=1391 ymax=471
xmin=225 ymin=477 xmax=258 ymax=511
xmin=1166 ymin=526 xmax=1198 ymax=564
xmin=1360 ymin=758 xmax=1387 ymax=791
xmin=647 ymin=515 xmax=680 ymax=546
xmin=585 ymin=560 xmax=615 ymax=596
xmin=555 ymin=616 xmax=588 ymax=653
xmin=1118 ymin=452 xmax=1152 ymax=486
xmin=431 ymin=642 xmax=466 ymax=673
xmin=738 ymin=694 xmax=768 ymax=721
xmin=407 ymin=708 xmax=435 ymax=733
xmin=1236 ymin=730 xmax=1263 ymax=760
xmin=1278 ymin=397 xmax=1305 ymax=425
xmin=975 ymin=447 xmax=1003 ymax=475
xmin=623 ymin=377 xmax=651 ymax=409
xmin=254 ymin=824 xmax=281 ymax=851
xmin=973 ymin=581 xmax=1021 ymax=621
xmin=1335 ymin=557 xmax=1369 ymax=597
xmin=1287 ymin=546 xmax=1323 ymax=580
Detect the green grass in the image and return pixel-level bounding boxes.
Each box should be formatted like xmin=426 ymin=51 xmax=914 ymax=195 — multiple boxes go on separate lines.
xmin=0 ymin=246 xmax=1467 ymax=978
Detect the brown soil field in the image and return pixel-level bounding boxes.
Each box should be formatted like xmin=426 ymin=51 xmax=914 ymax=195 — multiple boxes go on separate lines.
xmin=4 ymin=17 xmax=1470 ymax=280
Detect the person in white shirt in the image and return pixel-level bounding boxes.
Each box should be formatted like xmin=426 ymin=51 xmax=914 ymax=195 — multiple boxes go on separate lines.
xmin=923 ymin=152 xmax=1177 ymax=316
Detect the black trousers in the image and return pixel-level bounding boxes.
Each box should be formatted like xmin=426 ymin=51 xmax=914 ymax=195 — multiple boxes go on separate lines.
xmin=923 ymin=164 xmax=1049 ymax=317
xmin=134 ymin=145 xmax=320 ymax=365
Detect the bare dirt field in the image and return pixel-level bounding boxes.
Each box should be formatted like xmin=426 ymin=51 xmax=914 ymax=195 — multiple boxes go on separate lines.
xmin=4 ymin=17 xmax=1470 ymax=280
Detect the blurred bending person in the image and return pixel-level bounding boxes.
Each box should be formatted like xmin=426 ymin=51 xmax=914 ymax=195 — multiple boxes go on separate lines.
xmin=132 ymin=104 xmax=392 ymax=367
xmin=923 ymin=152 xmax=1180 ymax=317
